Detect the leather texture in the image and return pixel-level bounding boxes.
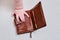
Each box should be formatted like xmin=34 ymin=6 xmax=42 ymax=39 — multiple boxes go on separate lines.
xmin=30 ymin=2 xmax=46 ymax=30
xmin=14 ymin=1 xmax=46 ymax=34
xmin=14 ymin=10 xmax=33 ymax=34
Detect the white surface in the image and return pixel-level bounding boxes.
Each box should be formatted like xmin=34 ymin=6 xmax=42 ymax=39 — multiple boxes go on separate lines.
xmin=0 ymin=0 xmax=60 ymax=40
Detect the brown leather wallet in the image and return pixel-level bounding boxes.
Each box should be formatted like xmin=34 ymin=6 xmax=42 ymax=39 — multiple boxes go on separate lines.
xmin=14 ymin=10 xmax=34 ymax=34
xmin=14 ymin=1 xmax=46 ymax=38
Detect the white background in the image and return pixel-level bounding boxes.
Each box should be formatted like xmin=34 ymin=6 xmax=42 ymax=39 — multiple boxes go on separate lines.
xmin=0 ymin=0 xmax=60 ymax=40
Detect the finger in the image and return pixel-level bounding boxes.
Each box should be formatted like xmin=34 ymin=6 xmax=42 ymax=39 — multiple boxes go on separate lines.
xmin=18 ymin=17 xmax=22 ymax=23
xmin=20 ymin=14 xmax=25 ymax=22
xmin=16 ymin=15 xmax=20 ymax=23
xmin=24 ymin=12 xmax=29 ymax=17
xmin=16 ymin=19 xmax=19 ymax=24
xmin=19 ymin=17 xmax=22 ymax=22
xmin=16 ymin=15 xmax=22 ymax=23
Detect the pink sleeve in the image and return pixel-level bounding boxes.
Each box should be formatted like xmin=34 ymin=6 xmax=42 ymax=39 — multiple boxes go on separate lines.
xmin=14 ymin=0 xmax=23 ymax=9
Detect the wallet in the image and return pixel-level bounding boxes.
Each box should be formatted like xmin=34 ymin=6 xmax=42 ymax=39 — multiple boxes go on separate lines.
xmin=14 ymin=1 xmax=46 ymax=38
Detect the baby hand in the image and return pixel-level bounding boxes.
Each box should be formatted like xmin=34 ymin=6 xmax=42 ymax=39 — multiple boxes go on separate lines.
xmin=14 ymin=9 xmax=29 ymax=23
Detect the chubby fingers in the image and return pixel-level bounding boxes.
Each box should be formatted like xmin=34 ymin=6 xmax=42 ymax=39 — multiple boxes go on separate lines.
xmin=16 ymin=14 xmax=22 ymax=23
xmin=14 ymin=9 xmax=28 ymax=23
xmin=19 ymin=13 xmax=25 ymax=22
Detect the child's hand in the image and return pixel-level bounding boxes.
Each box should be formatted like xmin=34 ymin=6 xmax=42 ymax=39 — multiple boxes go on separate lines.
xmin=14 ymin=9 xmax=29 ymax=23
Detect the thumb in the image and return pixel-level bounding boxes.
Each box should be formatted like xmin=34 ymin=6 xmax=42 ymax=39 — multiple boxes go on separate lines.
xmin=24 ymin=12 xmax=29 ymax=17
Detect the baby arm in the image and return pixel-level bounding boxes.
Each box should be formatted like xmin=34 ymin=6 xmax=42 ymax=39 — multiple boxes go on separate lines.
xmin=13 ymin=0 xmax=29 ymax=23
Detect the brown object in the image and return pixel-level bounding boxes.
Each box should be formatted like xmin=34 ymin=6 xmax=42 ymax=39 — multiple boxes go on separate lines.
xmin=30 ymin=2 xmax=46 ymax=30
xmin=14 ymin=1 xmax=46 ymax=38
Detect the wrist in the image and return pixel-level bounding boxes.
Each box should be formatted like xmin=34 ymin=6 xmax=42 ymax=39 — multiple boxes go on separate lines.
xmin=15 ymin=7 xmax=23 ymax=10
xmin=14 ymin=9 xmax=25 ymax=14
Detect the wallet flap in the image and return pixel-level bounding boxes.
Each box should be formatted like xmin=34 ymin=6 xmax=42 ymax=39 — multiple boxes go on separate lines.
xmin=30 ymin=2 xmax=46 ymax=30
